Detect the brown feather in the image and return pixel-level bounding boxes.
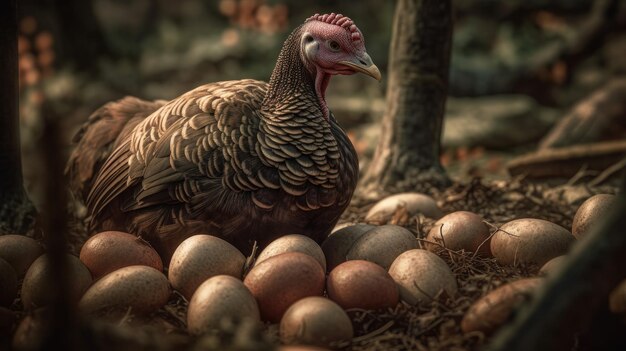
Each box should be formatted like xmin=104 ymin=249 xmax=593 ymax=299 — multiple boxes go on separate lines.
xmin=66 ymin=97 xmax=165 ymax=200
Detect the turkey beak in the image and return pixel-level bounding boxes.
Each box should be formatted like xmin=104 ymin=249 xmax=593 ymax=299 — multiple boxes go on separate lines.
xmin=340 ymin=53 xmax=382 ymax=81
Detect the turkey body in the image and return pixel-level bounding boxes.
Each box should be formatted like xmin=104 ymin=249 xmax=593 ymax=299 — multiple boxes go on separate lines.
xmin=67 ymin=17 xmax=374 ymax=261
xmin=85 ymin=81 xmax=357 ymax=258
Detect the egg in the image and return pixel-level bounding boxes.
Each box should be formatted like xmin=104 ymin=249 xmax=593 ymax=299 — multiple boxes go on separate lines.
xmin=346 ymin=225 xmax=418 ymax=270
xmin=0 ymin=234 xmax=43 ymax=276
xmin=365 ymin=192 xmax=443 ymax=224
xmin=244 ymin=252 xmax=325 ymax=323
xmin=538 ymin=255 xmax=567 ymax=276
xmin=461 ymin=278 xmax=543 ymax=334
xmin=21 ymin=254 xmax=93 ymax=309
xmin=187 ymin=275 xmax=260 ymax=335
xmin=490 ymin=218 xmax=574 ymax=267
xmin=388 ymin=249 xmax=457 ymax=304
xmin=609 ymin=279 xmax=626 ymax=314
xmin=12 ymin=308 xmax=48 ymax=351
xmin=0 ymin=258 xmax=17 ymax=306
xmin=79 ymin=265 xmax=170 ymax=317
xmin=321 ymin=224 xmax=374 ymax=272
xmin=327 ymin=260 xmax=398 ymax=310
xmin=425 ymin=211 xmax=492 ymax=256
xmin=79 ymin=231 xmax=163 ymax=279
xmin=572 ymin=194 xmax=616 ymax=239
xmin=256 ymin=234 xmax=326 ymax=272
xmin=168 ymin=235 xmax=245 ymax=299
xmin=331 ymin=222 xmax=359 ymax=233
xmin=280 ymin=297 xmax=353 ymax=348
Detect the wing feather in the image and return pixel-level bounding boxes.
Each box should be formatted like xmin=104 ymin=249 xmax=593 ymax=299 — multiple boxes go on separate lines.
xmin=86 ymin=139 xmax=136 ymax=218
xmin=87 ymin=80 xmax=269 ymax=229
xmin=66 ymin=97 xmax=165 ymax=200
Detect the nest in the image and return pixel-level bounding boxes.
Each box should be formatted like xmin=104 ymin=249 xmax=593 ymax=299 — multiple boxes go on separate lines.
xmin=13 ymin=176 xmax=618 ymax=351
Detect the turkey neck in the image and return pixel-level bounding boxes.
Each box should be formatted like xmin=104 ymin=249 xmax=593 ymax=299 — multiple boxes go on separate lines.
xmin=262 ymin=26 xmax=329 ymax=121
xmin=257 ymin=26 xmax=342 ymax=190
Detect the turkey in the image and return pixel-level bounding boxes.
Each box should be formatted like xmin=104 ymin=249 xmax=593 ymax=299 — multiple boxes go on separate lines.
xmin=66 ymin=13 xmax=381 ymax=261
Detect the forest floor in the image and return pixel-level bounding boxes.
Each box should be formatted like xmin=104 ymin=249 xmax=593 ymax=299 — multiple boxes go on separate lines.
xmin=11 ymin=168 xmax=617 ymax=351
xmin=336 ymin=176 xmax=617 ymax=351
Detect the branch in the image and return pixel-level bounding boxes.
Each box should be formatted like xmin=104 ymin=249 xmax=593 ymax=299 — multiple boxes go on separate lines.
xmin=506 ymin=139 xmax=626 ymax=179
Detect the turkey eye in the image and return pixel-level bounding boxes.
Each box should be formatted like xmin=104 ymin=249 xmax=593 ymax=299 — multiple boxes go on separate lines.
xmin=328 ymin=40 xmax=341 ymax=51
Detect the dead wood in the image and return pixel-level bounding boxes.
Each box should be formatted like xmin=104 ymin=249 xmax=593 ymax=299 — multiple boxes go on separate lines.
xmin=506 ymin=140 xmax=626 ymax=179
xmin=540 ymin=78 xmax=626 ymax=149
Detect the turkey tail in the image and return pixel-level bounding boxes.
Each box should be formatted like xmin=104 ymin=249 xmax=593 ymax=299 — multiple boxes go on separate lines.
xmin=65 ymin=96 xmax=166 ymax=202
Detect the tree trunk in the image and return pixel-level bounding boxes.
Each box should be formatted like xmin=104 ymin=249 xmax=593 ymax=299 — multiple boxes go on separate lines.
xmin=360 ymin=0 xmax=451 ymax=198
xmin=38 ymin=118 xmax=78 ymax=351
xmin=0 ymin=0 xmax=36 ymax=234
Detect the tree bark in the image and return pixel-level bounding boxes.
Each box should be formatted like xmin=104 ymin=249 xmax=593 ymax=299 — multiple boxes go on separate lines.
xmin=37 ymin=118 xmax=79 ymax=351
xmin=0 ymin=0 xmax=36 ymax=234
xmin=360 ymin=0 xmax=451 ymax=198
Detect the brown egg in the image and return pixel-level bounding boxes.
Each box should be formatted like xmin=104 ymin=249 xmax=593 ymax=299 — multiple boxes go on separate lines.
xmin=79 ymin=231 xmax=163 ymax=279
xmin=12 ymin=308 xmax=49 ymax=351
xmin=0 ymin=235 xmax=43 ymax=276
xmin=490 ymin=218 xmax=574 ymax=267
xmin=425 ymin=211 xmax=492 ymax=256
xmin=388 ymin=249 xmax=457 ymax=304
xmin=609 ymin=279 xmax=626 ymax=314
xmin=572 ymin=194 xmax=616 ymax=239
xmin=538 ymin=255 xmax=567 ymax=276
xmin=327 ymin=260 xmax=398 ymax=310
xmin=365 ymin=192 xmax=443 ymax=224
xmin=244 ymin=252 xmax=325 ymax=323
xmin=256 ymin=234 xmax=326 ymax=272
xmin=346 ymin=225 xmax=418 ymax=270
xmin=321 ymin=223 xmax=374 ymax=272
xmin=21 ymin=254 xmax=93 ymax=310
xmin=331 ymin=222 xmax=360 ymax=233
xmin=461 ymin=278 xmax=543 ymax=335
xmin=280 ymin=297 xmax=353 ymax=348
xmin=168 ymin=235 xmax=245 ymax=299
xmin=187 ymin=275 xmax=260 ymax=335
xmin=0 ymin=258 xmax=17 ymax=306
xmin=79 ymin=265 xmax=170 ymax=317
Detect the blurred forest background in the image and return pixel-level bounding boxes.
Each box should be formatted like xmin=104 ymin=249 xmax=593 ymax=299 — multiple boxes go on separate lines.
xmin=15 ymin=0 xmax=626 ymax=210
